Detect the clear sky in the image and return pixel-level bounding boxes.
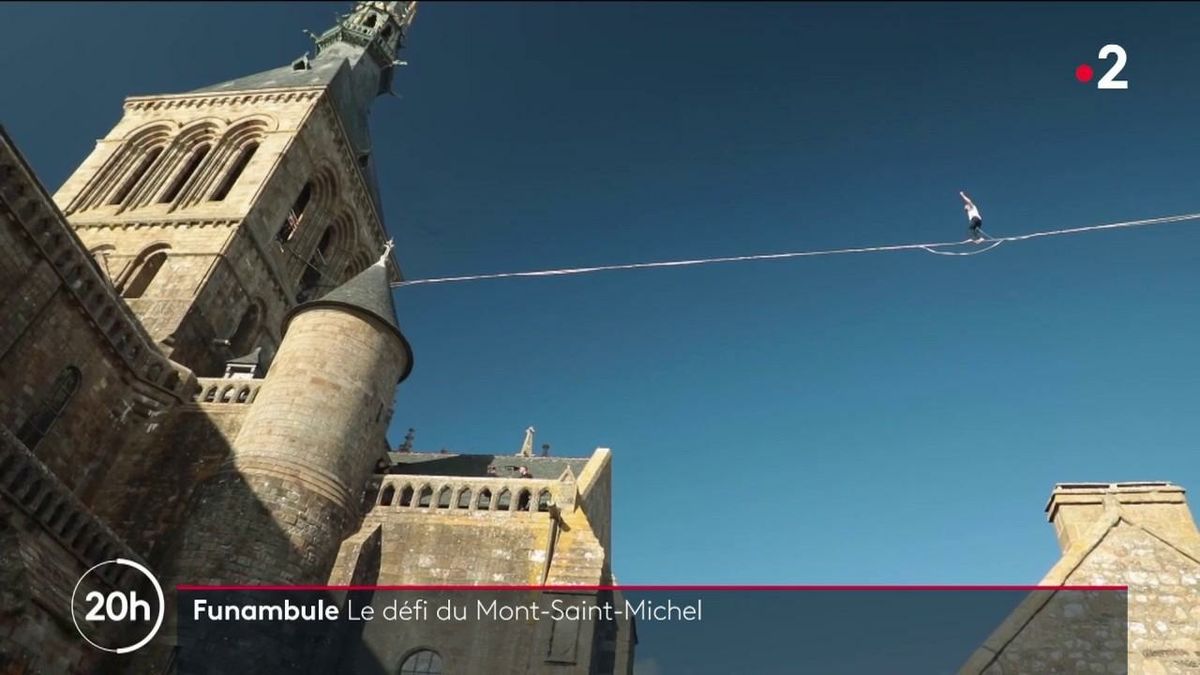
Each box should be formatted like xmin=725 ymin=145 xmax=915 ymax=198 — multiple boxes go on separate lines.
xmin=4 ymin=2 xmax=1200 ymax=585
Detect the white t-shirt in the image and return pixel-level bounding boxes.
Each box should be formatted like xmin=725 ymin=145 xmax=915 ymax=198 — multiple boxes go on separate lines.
xmin=965 ymin=203 xmax=981 ymax=221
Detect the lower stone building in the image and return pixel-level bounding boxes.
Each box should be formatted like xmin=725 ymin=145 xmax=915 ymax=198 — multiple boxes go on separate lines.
xmin=962 ymin=482 xmax=1200 ymax=674
xmin=328 ymin=449 xmax=634 ymax=674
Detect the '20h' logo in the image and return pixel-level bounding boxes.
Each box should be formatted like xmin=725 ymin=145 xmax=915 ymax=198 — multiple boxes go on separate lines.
xmin=71 ymin=558 xmax=165 ymax=654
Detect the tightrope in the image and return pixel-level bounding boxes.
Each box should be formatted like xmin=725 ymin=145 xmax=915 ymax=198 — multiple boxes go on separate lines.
xmin=391 ymin=211 xmax=1200 ymax=288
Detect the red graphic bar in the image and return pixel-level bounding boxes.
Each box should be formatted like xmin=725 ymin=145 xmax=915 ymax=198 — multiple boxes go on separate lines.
xmin=176 ymin=584 xmax=1128 ymax=592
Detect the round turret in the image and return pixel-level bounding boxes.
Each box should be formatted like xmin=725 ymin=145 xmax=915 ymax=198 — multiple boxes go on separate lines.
xmin=170 ymin=257 xmax=412 ymax=586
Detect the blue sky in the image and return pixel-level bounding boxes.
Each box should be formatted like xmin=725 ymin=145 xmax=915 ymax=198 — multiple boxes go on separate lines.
xmin=4 ymin=2 xmax=1200 ymax=584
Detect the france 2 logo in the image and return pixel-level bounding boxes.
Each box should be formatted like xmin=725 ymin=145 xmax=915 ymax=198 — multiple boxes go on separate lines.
xmin=1076 ymin=44 xmax=1128 ymax=90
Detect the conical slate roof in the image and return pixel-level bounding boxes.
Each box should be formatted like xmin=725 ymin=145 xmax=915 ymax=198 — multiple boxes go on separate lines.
xmin=284 ymin=258 xmax=414 ymax=382
xmin=227 ymin=346 xmax=265 ymax=367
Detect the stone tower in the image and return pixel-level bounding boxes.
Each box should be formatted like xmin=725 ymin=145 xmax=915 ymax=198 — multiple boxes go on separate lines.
xmin=168 ymin=255 xmax=412 ymax=586
xmin=51 ymin=1 xmax=418 ymax=378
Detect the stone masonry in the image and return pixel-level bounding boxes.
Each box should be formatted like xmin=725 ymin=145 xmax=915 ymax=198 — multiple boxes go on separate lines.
xmin=961 ymin=482 xmax=1200 ymax=674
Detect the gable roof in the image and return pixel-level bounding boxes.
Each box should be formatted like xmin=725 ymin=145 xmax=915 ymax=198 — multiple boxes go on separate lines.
xmin=386 ymin=452 xmax=591 ymax=481
xmin=959 ymin=486 xmax=1200 ymax=673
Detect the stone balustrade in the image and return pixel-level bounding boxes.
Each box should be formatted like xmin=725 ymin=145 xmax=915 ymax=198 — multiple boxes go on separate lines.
xmin=0 ymin=427 xmax=144 ymax=587
xmin=193 ymin=376 xmax=263 ymax=405
xmin=371 ymin=474 xmax=571 ymax=515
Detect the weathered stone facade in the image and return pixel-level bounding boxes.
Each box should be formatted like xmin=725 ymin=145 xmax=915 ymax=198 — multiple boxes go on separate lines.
xmin=962 ymin=482 xmax=1200 ymax=674
xmin=0 ymin=3 xmax=633 ymax=674
xmin=327 ymin=449 xmax=634 ymax=674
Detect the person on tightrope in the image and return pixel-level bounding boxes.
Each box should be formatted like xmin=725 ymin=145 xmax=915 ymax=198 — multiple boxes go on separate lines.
xmin=960 ymin=191 xmax=983 ymax=242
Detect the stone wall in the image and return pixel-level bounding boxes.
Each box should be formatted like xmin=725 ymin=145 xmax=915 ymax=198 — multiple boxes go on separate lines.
xmin=91 ymin=389 xmax=251 ymax=560
xmin=330 ymin=481 xmax=603 ymax=674
xmin=575 ymin=448 xmax=613 ymax=573
xmin=0 ymin=469 xmax=137 ymax=675
xmin=0 ymin=136 xmax=190 ymax=510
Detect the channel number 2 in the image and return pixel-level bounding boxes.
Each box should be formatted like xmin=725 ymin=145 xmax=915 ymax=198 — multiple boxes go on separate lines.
xmin=1097 ymin=44 xmax=1128 ymax=90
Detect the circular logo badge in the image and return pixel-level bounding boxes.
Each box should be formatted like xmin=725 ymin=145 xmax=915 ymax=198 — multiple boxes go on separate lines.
xmin=70 ymin=558 xmax=165 ymax=654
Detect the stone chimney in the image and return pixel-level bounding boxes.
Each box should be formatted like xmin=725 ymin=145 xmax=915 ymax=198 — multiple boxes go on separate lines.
xmin=1045 ymin=482 xmax=1197 ymax=552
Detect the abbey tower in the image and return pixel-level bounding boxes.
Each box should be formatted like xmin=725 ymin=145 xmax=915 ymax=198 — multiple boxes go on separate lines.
xmin=52 ymin=1 xmax=416 ymax=379
xmin=0 ymin=3 xmax=631 ymax=673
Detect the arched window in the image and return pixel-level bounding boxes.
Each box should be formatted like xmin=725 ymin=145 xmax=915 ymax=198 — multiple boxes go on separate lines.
xmin=456 ymin=488 xmax=472 ymax=509
xmin=399 ymin=485 xmax=414 ymax=507
xmin=496 ymin=488 xmax=512 ymax=511
xmin=230 ymin=303 xmax=261 ymax=355
xmin=537 ymin=490 xmax=552 ymax=512
xmin=88 ymin=244 xmax=116 ymax=280
xmin=436 ymin=486 xmax=452 ymax=509
xmin=109 ymin=147 xmax=163 ymax=206
xmin=399 ymin=649 xmax=442 ymax=675
xmin=277 ymin=183 xmax=312 ymax=243
xmin=210 ymin=142 xmax=259 ymax=201
xmin=363 ymin=14 xmax=378 ymax=28
xmin=16 ymin=366 xmax=81 ymax=450
xmin=120 ymin=246 xmax=169 ymax=299
xmin=380 ymin=485 xmax=396 ymax=507
xmin=477 ymin=488 xmax=492 ymax=510
xmin=298 ymin=246 xmax=329 ymax=303
xmin=417 ymin=485 xmax=433 ymax=508
xmin=517 ymin=489 xmax=532 ymax=512
xmin=159 ymin=143 xmax=211 ymax=203
xmin=315 ymin=227 xmax=335 ymax=264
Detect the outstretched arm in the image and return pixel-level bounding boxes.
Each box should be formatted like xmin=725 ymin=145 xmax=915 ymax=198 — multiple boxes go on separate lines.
xmin=959 ymin=191 xmax=972 ymax=204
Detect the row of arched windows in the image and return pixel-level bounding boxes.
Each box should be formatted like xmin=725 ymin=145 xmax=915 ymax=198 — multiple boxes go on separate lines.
xmin=76 ymin=121 xmax=379 ymax=303
xmin=273 ymin=172 xmax=370 ymax=301
xmin=69 ymin=119 xmax=268 ymax=214
xmin=378 ymin=483 xmax=553 ymax=513
xmin=88 ymin=243 xmax=264 ymax=357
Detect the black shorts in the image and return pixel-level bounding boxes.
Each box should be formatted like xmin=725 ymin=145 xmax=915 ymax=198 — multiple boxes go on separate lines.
xmin=970 ymin=216 xmax=982 ymax=228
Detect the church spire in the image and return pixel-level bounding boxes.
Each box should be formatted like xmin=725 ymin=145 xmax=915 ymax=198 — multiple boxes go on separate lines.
xmin=311 ymin=1 xmax=418 ymax=94
xmin=194 ymin=2 xmax=417 ymax=98
xmin=190 ymin=2 xmax=418 ymax=219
